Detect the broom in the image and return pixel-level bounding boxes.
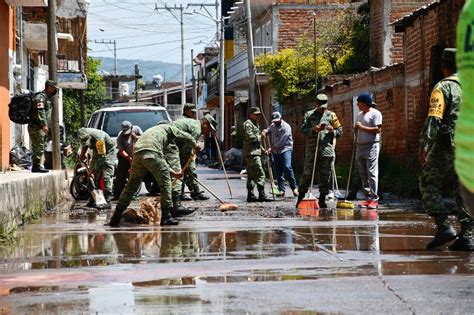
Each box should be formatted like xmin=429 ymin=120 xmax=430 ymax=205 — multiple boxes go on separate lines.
xmin=297 ymin=131 xmax=321 ymax=210
xmin=192 ymin=175 xmax=239 ymax=212
xmin=336 ymin=139 xmax=356 ymax=209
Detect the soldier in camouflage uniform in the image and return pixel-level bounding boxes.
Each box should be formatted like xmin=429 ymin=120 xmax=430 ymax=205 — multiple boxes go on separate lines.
xmin=78 ymin=128 xmax=118 ymax=209
xmin=419 ymin=48 xmax=473 ymax=251
xmin=297 ymin=94 xmax=343 ymax=208
xmin=109 ymin=121 xmax=197 ymax=227
xmin=174 ymin=107 xmax=213 ymax=201
xmin=167 ymin=114 xmax=217 ymax=215
xmin=28 ymin=80 xmax=59 ymax=173
xmin=243 ymin=107 xmax=272 ymax=202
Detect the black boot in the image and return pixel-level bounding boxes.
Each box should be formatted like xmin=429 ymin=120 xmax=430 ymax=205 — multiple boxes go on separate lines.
xmin=191 ymin=191 xmax=210 ymax=200
xmin=258 ymin=186 xmax=273 ymax=202
xmin=180 ymin=193 xmax=193 ymax=201
xmin=161 ymin=208 xmax=179 ymax=226
xmin=426 ymin=216 xmax=457 ymax=250
xmin=448 ymin=221 xmax=474 ymax=251
xmin=247 ymin=189 xmax=258 ymax=202
xmin=108 ymin=206 xmax=125 ymax=227
xmin=97 ymin=193 xmax=112 ymax=210
xmin=171 ymin=202 xmax=195 ymax=217
xmin=86 ymin=196 xmax=96 ymax=208
xmin=346 ymin=190 xmax=357 ymax=201
xmin=319 ymin=194 xmax=327 ymax=209
xmin=32 ymin=165 xmax=49 ymax=173
xmin=296 ymin=191 xmax=305 ymax=208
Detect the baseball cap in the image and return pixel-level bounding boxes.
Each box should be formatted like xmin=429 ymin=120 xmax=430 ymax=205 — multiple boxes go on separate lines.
xmin=249 ymin=107 xmax=261 ymax=115
xmin=357 ymin=93 xmax=372 ymax=106
xmin=183 ymin=103 xmax=196 ymax=112
xmin=45 ymin=80 xmax=59 ymax=89
xmin=271 ymin=112 xmax=282 ymax=122
xmin=441 ymin=48 xmax=456 ymax=65
xmin=121 ymin=120 xmax=132 ymax=135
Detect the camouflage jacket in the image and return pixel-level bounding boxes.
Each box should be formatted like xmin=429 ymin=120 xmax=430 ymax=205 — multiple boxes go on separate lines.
xmin=135 ymin=124 xmax=196 ymax=156
xmin=172 ymin=116 xmax=201 ymax=141
xmin=79 ymin=128 xmax=117 ymax=162
xmin=419 ymin=74 xmax=461 ymax=153
xmin=30 ymin=91 xmax=52 ymax=127
xmin=243 ymin=119 xmax=264 ymax=156
xmin=301 ymin=109 xmax=343 ymax=157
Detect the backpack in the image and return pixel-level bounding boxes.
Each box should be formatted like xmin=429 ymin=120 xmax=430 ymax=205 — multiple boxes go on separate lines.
xmin=8 ymin=92 xmax=37 ymax=124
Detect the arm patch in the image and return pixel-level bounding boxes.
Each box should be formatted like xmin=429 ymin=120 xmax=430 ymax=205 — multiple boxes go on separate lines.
xmin=37 ymin=102 xmax=44 ymax=109
xmin=427 ymin=88 xmax=445 ymax=119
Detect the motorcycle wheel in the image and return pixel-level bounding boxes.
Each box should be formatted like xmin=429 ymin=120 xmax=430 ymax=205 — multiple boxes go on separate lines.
xmin=70 ymin=172 xmax=89 ymax=200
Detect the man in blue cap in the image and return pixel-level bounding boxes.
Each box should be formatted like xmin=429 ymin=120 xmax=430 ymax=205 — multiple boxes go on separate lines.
xmin=355 ymin=93 xmax=382 ymax=209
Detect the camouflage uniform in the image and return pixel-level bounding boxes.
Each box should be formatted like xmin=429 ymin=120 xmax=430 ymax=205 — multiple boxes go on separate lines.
xmin=28 ymin=92 xmax=52 ymax=168
xmin=298 ymin=108 xmax=343 ymax=206
xmin=172 ymin=116 xmax=202 ymax=196
xmin=109 ymin=124 xmax=196 ymax=226
xmin=243 ymin=118 xmax=266 ymax=191
xmin=78 ymin=128 xmax=117 ymax=198
xmin=419 ymin=74 xmax=471 ymax=233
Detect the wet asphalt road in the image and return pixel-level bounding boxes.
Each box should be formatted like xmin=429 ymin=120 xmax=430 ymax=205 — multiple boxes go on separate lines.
xmin=0 ymin=167 xmax=473 ymax=314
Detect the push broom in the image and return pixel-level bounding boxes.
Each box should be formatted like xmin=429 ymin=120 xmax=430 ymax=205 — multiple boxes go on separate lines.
xmin=192 ymin=175 xmax=239 ymax=212
xmin=336 ymin=138 xmax=356 ymax=209
xmin=297 ymin=132 xmax=321 ymax=210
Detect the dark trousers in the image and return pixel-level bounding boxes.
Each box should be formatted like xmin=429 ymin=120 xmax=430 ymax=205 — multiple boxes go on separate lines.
xmin=273 ymin=149 xmax=297 ymax=192
xmin=114 ymin=155 xmax=130 ymax=199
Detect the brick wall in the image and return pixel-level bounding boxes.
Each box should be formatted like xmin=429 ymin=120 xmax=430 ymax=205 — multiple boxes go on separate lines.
xmin=370 ymin=0 xmax=434 ymax=67
xmin=283 ymin=0 xmax=465 ymax=169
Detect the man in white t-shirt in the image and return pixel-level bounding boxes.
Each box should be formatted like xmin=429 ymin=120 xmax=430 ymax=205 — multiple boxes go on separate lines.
xmin=355 ymin=93 xmax=383 ymax=209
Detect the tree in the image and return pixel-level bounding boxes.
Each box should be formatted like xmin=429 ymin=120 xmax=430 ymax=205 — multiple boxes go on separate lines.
xmin=63 ymin=57 xmax=106 ymax=142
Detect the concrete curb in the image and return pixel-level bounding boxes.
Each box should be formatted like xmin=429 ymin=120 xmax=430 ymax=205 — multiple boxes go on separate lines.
xmin=0 ymin=170 xmax=69 ymax=241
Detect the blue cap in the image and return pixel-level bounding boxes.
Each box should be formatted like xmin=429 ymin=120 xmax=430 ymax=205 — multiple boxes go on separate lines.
xmin=357 ymin=93 xmax=372 ymax=106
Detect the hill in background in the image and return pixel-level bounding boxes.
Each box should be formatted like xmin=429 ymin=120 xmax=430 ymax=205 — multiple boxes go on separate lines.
xmin=93 ymin=56 xmax=192 ymax=86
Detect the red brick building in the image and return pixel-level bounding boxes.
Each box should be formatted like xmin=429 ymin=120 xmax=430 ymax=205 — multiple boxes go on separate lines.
xmin=285 ymin=0 xmax=465 ymax=171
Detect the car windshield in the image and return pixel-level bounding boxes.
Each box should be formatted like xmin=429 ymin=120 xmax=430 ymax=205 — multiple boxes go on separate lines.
xmin=102 ymin=109 xmax=168 ymax=137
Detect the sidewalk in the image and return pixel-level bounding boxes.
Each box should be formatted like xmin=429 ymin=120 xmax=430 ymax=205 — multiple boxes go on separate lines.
xmin=0 ymin=169 xmax=69 ymax=240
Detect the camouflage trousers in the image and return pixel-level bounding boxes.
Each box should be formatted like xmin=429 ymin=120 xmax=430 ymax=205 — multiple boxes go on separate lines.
xmin=115 ymin=150 xmax=172 ymax=213
xmin=298 ymin=146 xmax=333 ymax=197
xmin=88 ymin=156 xmax=116 ymax=197
xmin=419 ymin=149 xmax=470 ymax=223
xmin=245 ymin=154 xmax=265 ymax=190
xmin=165 ymin=144 xmax=184 ymax=205
xmin=179 ymin=148 xmax=200 ymax=193
xmin=27 ymin=124 xmax=46 ymax=167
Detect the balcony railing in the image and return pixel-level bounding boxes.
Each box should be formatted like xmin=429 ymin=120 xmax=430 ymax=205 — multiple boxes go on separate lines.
xmin=226 ymin=46 xmax=273 ymax=89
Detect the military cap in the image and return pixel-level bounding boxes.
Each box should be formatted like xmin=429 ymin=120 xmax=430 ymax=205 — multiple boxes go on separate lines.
xmin=77 ymin=127 xmax=89 ymax=141
xmin=202 ymin=113 xmax=217 ymax=131
xmin=316 ymin=93 xmax=328 ymax=108
xmin=45 ymin=80 xmax=59 ymax=89
xmin=157 ymin=119 xmax=170 ymax=125
xmin=441 ymin=48 xmax=456 ymax=65
xmin=249 ymin=107 xmax=262 ymax=115
xmin=183 ymin=103 xmax=196 ymax=112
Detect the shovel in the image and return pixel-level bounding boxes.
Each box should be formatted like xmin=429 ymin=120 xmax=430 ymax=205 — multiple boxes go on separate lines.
xmin=83 ymin=159 xmax=108 ymax=209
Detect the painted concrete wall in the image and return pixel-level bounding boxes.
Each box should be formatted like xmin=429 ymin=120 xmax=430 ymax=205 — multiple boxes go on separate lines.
xmin=0 ymin=2 xmax=14 ymax=171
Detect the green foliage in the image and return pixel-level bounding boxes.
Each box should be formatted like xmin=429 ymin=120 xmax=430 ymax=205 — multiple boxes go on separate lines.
xmin=63 ymin=57 xmax=107 ymax=144
xmin=256 ymin=49 xmax=331 ymax=103
xmin=255 ymin=5 xmax=370 ymax=103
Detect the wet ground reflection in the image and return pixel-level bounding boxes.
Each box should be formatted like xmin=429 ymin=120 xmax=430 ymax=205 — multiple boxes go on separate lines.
xmin=1 ymin=209 xmax=472 ymax=278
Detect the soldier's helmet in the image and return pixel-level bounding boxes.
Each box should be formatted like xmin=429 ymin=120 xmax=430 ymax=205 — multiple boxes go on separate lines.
xmin=183 ymin=103 xmax=196 ymax=113
xmin=77 ymin=128 xmax=89 ymax=142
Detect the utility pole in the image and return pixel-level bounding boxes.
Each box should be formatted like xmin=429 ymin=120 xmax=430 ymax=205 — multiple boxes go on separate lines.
xmin=135 ymin=64 xmax=140 ymax=102
xmin=47 ymin=0 xmax=61 ymax=170
xmin=155 ymin=4 xmax=186 ymax=109
xmin=219 ymin=16 xmax=225 ymax=141
xmin=191 ymin=49 xmax=198 ymax=119
xmin=245 ymin=0 xmax=257 ymax=108
xmin=93 ymin=39 xmax=117 ymax=74
xmin=312 ymin=12 xmax=318 ymax=94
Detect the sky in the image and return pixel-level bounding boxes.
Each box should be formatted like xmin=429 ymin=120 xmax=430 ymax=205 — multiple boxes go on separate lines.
xmin=87 ymin=0 xmax=220 ymax=72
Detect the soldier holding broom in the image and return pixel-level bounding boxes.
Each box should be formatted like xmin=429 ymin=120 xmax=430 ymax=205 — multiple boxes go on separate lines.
xmin=297 ymin=93 xmax=343 ymax=209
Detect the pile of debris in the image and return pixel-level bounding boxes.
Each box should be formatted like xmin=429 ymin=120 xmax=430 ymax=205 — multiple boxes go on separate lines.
xmin=123 ymin=197 xmax=161 ymax=224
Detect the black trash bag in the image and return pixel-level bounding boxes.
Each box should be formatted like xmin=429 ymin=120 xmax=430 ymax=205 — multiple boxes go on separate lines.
xmin=10 ymin=144 xmax=32 ymax=168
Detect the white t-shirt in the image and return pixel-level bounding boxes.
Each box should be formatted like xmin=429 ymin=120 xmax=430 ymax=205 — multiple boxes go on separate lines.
xmin=356 ymin=108 xmax=382 ymax=144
